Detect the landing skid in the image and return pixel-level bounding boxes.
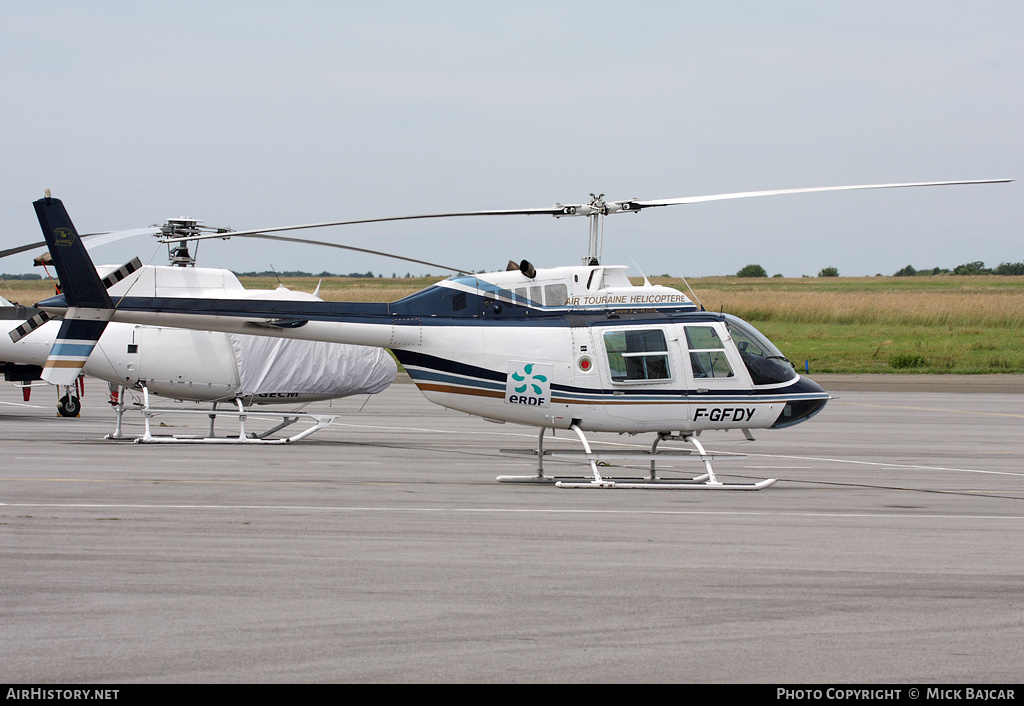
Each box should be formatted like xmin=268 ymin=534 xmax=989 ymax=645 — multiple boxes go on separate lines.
xmin=498 ymin=427 xmax=776 ymax=490
xmin=105 ymin=386 xmax=337 ymax=444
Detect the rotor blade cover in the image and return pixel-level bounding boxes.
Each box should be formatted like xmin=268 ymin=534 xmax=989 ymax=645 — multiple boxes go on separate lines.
xmin=227 ymin=334 xmax=397 ymax=398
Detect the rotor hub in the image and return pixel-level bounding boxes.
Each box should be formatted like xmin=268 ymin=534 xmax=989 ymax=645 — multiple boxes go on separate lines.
xmin=160 ymin=218 xmax=204 ymax=267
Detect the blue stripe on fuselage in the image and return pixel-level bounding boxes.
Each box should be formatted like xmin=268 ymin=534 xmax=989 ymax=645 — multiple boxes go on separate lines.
xmin=397 ymin=350 xmax=829 ymax=401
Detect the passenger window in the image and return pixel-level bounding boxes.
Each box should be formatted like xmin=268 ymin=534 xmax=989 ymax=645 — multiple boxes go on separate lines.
xmin=604 ymin=329 xmax=671 ymax=382
xmin=515 ymin=286 xmax=546 ymax=306
xmin=685 ymin=326 xmax=734 ymax=379
xmin=544 ymin=283 xmax=568 ymax=306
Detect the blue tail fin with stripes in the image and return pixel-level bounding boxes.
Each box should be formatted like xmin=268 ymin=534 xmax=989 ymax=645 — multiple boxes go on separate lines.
xmin=34 ymin=196 xmax=114 ymax=385
xmin=34 ymin=196 xmax=113 ymax=309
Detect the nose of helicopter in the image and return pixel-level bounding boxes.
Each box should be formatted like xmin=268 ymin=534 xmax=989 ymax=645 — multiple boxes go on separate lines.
xmin=770 ymin=375 xmax=830 ymax=429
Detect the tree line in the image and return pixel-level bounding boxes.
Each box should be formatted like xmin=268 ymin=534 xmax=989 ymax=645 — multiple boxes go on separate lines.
xmin=735 ymin=264 xmax=841 ymax=278
xmin=892 ymin=261 xmax=1024 ymax=276
xmin=734 ymin=261 xmax=1024 ymax=278
xmin=232 ymin=270 xmax=383 ymax=278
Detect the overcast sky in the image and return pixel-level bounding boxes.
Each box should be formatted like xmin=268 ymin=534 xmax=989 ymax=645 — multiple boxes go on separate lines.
xmin=1 ymin=1 xmax=1020 ymax=278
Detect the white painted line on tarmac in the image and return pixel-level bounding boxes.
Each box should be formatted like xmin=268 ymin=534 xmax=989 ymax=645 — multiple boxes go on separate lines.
xmin=0 ymin=400 xmax=49 ymax=409
xmin=837 ymin=401 xmax=1024 ymax=419
xmin=1 ymin=501 xmax=1023 ymax=522
xmin=741 ymin=452 xmax=1024 ymax=478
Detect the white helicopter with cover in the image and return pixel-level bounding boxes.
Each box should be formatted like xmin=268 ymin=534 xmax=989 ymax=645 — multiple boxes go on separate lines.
xmin=1 ymin=215 xmax=397 ymax=442
xmin=31 ymin=179 xmax=1011 ymax=485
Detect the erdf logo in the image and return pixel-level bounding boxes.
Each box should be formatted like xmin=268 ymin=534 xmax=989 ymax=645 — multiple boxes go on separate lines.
xmin=506 ymin=361 xmax=552 ymax=407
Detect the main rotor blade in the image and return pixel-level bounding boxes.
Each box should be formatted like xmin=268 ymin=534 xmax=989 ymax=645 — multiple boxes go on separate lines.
xmin=162 ymin=178 xmax=1013 ymax=247
xmin=0 ymin=227 xmax=162 ymax=261
xmin=243 ymin=233 xmax=472 ymax=275
xmin=0 ymin=239 xmax=52 ymax=260
xmin=78 ymin=227 xmax=163 ymax=249
xmin=166 ymin=207 xmax=567 ymax=244
xmin=620 ymin=179 xmax=1014 ymax=210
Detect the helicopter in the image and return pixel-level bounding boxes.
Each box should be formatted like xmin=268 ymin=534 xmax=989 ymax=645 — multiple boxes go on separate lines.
xmin=30 ymin=179 xmax=1011 ymax=486
xmin=0 ymin=218 xmax=398 ymax=442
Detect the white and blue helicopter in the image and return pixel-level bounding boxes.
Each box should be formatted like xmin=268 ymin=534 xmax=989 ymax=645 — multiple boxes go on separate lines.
xmin=31 ymin=179 xmax=1010 ymax=488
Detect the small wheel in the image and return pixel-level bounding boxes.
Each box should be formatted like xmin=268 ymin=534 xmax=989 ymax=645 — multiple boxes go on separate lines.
xmin=58 ymin=394 xmax=80 ymax=418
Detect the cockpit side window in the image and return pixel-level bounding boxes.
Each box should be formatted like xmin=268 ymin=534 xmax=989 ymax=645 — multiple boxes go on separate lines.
xmin=724 ymin=316 xmax=797 ymax=385
xmin=685 ymin=325 xmax=735 ymax=379
xmin=604 ymin=329 xmax=671 ymax=382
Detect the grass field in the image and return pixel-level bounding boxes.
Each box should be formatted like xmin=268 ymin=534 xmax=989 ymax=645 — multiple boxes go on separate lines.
xmin=676 ymin=276 xmax=1024 ymax=374
xmin=4 ymin=274 xmax=1023 ymax=374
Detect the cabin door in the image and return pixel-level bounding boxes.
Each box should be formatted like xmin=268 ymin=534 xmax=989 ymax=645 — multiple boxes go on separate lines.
xmin=595 ymin=324 xmax=689 ymax=427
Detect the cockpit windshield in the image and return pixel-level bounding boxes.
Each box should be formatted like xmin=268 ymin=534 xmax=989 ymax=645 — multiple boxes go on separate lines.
xmin=723 ymin=314 xmax=798 ymax=385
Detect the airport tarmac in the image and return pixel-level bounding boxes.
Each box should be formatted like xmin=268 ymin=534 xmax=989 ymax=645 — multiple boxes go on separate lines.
xmin=1 ymin=377 xmax=1022 ymax=683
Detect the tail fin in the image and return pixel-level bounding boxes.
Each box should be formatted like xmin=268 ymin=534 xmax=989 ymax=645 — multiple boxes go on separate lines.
xmin=34 ymin=196 xmax=113 ymax=309
xmin=33 ymin=196 xmax=113 ymax=385
xmin=42 ymin=318 xmax=109 ymax=385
